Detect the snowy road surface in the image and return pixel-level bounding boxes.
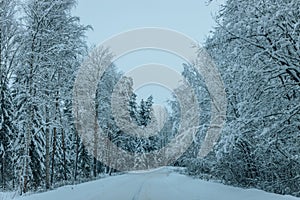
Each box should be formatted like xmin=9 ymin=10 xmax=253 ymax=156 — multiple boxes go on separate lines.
xmin=6 ymin=167 xmax=300 ymax=200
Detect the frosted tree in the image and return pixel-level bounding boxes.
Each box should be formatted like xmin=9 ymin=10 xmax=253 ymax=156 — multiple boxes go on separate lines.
xmin=205 ymin=0 xmax=300 ymax=195
xmin=129 ymin=96 xmax=155 ymax=169
xmin=128 ymin=93 xmax=138 ymax=124
xmin=13 ymin=0 xmax=89 ymax=192
xmin=97 ymin=64 xmax=122 ymax=175
xmin=0 ymin=0 xmax=20 ymax=190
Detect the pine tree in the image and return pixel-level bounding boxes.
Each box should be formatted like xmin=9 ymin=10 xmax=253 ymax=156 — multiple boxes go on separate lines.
xmin=129 ymin=93 xmax=138 ymax=124
xmin=137 ymin=96 xmax=154 ymax=127
xmin=0 ymin=0 xmax=20 ymax=190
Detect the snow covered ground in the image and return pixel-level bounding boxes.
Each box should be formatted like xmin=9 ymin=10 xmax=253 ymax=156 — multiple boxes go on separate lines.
xmin=3 ymin=167 xmax=300 ymax=200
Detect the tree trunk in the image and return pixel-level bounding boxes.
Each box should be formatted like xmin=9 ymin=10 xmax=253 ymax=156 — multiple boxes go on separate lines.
xmin=45 ymin=105 xmax=50 ymax=189
xmin=93 ymin=95 xmax=99 ymax=177
xmin=50 ymin=93 xmax=59 ymax=185
xmin=60 ymin=110 xmax=67 ymax=181
xmin=74 ymin=130 xmax=79 ymax=182
xmin=50 ymin=127 xmax=56 ymax=185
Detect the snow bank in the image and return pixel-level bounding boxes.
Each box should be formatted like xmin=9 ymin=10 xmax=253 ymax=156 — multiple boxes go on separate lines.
xmin=5 ymin=167 xmax=300 ymax=200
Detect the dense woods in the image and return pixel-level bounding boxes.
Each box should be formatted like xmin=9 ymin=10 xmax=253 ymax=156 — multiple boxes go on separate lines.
xmin=182 ymin=0 xmax=300 ymax=196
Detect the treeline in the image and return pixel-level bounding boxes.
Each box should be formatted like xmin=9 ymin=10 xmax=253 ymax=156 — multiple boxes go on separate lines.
xmin=0 ymin=0 xmax=109 ymax=194
xmin=0 ymin=0 xmax=173 ymax=194
xmin=178 ymin=0 xmax=300 ymax=197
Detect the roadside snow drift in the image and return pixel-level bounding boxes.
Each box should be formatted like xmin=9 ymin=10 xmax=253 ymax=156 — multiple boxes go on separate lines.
xmin=5 ymin=167 xmax=300 ymax=200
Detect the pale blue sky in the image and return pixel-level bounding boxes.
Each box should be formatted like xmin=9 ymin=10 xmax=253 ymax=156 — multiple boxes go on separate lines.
xmin=72 ymin=0 xmax=224 ymax=106
xmin=73 ymin=0 xmax=224 ymax=45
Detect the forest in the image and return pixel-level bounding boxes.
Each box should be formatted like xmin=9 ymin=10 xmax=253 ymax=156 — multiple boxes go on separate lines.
xmin=0 ymin=0 xmax=299 ymax=197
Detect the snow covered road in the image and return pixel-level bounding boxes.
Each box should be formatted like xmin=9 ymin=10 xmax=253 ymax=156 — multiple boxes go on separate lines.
xmin=8 ymin=167 xmax=300 ymax=200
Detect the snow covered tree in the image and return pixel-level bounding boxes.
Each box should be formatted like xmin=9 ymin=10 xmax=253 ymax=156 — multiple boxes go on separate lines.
xmin=96 ymin=64 xmax=122 ymax=175
xmin=0 ymin=0 xmax=20 ymax=190
xmin=12 ymin=0 xmax=89 ymax=192
xmin=128 ymin=93 xmax=138 ymax=124
xmin=137 ymin=96 xmax=154 ymax=127
xmin=205 ymin=0 xmax=300 ymax=195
